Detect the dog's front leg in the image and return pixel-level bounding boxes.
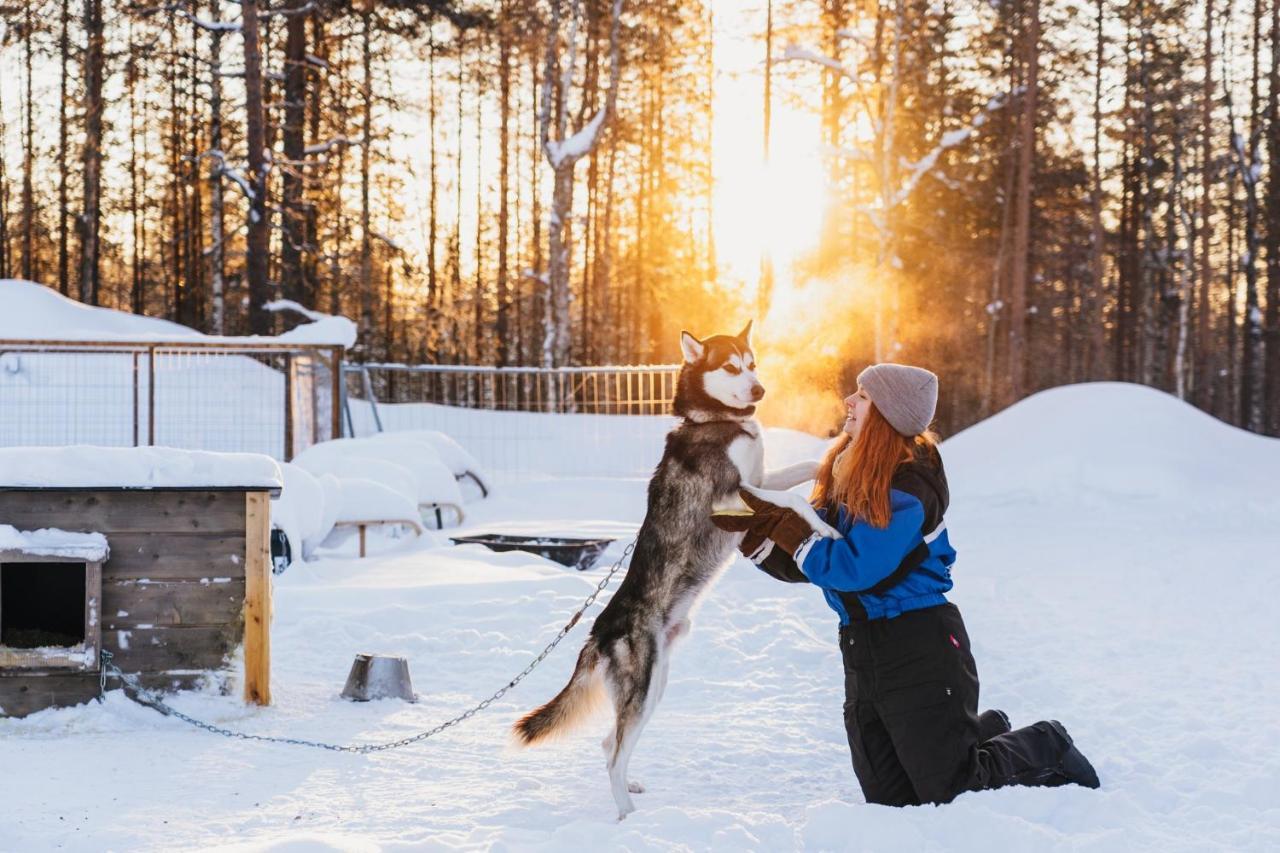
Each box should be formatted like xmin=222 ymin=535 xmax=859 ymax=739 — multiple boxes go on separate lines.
xmin=760 ymin=460 xmax=822 ymax=491
xmin=741 ymin=484 xmax=842 ymax=539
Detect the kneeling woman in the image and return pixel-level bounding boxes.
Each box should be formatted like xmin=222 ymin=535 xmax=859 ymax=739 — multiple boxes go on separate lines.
xmin=715 ymin=364 xmax=1099 ymax=806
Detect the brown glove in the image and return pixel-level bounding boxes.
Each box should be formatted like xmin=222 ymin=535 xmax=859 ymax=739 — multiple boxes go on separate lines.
xmin=710 ymin=490 xmax=818 ymax=559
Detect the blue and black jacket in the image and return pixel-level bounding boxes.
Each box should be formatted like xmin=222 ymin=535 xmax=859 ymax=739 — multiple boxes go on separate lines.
xmin=755 ymin=447 xmax=957 ymax=623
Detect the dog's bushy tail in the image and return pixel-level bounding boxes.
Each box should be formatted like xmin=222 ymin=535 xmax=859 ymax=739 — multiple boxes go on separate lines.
xmin=512 ymin=643 xmax=604 ymax=747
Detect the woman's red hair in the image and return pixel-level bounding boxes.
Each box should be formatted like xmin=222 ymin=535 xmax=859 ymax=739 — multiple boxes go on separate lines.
xmin=811 ymin=403 xmax=938 ymax=528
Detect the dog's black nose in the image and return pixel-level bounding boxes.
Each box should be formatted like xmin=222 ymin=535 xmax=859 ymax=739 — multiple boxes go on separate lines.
xmin=751 ymin=384 xmax=765 ymax=401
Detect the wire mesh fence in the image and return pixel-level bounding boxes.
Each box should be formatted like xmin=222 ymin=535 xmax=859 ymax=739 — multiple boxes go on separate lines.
xmin=342 ymin=363 xmax=682 ymax=479
xmin=0 ymin=341 xmax=344 ymax=461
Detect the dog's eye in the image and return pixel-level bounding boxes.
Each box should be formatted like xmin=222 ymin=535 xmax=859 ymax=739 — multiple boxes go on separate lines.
xmin=747 ymin=363 xmax=756 ymax=372
xmin=723 ymin=364 xmax=741 ymax=375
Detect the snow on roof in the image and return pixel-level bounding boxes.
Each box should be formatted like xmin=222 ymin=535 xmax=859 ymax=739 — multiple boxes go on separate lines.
xmin=0 ymin=446 xmax=282 ymax=490
xmin=0 ymin=279 xmax=356 ymax=347
xmin=0 ymin=525 xmax=109 ymax=561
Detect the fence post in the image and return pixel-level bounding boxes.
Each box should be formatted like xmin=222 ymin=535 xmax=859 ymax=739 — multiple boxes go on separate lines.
xmin=361 ymin=366 xmax=384 ymax=433
xmin=147 ymin=345 xmax=156 ymax=446
xmin=283 ymin=353 xmax=294 ymax=461
xmin=331 ymin=347 xmax=344 ymax=440
xmin=243 ymin=490 xmax=272 ymax=706
xmin=131 ymin=351 xmax=140 ymax=447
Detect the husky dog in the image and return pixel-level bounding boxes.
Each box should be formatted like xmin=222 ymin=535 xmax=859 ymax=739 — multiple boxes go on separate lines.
xmin=512 ymin=322 xmax=839 ymax=819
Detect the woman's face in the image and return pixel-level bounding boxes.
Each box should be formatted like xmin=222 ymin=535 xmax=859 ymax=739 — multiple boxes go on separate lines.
xmin=842 ymin=387 xmax=872 ymax=439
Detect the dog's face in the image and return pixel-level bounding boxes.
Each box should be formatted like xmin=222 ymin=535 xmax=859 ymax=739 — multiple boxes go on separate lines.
xmin=679 ymin=322 xmax=765 ymax=410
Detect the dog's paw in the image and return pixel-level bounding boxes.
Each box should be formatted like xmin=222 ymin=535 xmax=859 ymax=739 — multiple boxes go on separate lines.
xmin=628 ymin=780 xmax=646 ymax=794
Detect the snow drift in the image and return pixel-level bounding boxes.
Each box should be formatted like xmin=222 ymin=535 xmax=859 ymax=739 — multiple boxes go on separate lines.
xmin=0 ymin=382 xmax=1276 ymax=852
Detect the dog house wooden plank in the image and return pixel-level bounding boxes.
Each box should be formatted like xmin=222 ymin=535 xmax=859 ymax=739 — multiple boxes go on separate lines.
xmin=0 ymin=673 xmax=100 ymax=717
xmin=106 ymin=625 xmax=241 ymax=673
xmin=242 ymin=491 xmax=271 ymax=706
xmin=102 ymin=578 xmax=245 ymax=628
xmin=0 ymin=490 xmax=246 ymax=535
xmin=100 ymin=533 xmax=246 ymax=581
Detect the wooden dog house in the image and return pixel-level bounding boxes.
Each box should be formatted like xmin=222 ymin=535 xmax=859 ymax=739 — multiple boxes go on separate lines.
xmin=0 ymin=447 xmax=280 ymax=718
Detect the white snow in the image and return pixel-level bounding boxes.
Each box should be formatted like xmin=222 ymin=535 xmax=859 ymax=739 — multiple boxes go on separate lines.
xmin=0 ymin=383 xmax=1278 ymax=851
xmin=0 ymin=279 xmax=354 ymax=346
xmin=271 ymin=463 xmax=332 ymax=562
xmin=546 ymin=108 xmax=608 ymax=167
xmin=0 ymin=445 xmax=281 ymax=490
xmin=0 ymin=524 xmax=109 ymax=561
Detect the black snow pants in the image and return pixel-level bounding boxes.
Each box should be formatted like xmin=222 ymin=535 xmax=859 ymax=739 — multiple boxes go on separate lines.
xmin=840 ymin=602 xmax=1076 ymax=806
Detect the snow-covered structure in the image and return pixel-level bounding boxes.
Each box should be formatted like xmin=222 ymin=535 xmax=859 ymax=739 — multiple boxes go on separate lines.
xmin=0 ymin=280 xmax=352 ymax=460
xmin=0 ymin=447 xmax=281 ymax=718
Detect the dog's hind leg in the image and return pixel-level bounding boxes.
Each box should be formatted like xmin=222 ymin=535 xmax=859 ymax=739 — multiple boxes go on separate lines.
xmin=605 ymin=635 xmax=660 ymax=819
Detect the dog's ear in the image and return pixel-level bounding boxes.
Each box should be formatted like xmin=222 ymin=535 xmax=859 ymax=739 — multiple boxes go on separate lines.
xmin=680 ymin=331 xmax=705 ymax=364
xmin=737 ymin=320 xmax=753 ymax=346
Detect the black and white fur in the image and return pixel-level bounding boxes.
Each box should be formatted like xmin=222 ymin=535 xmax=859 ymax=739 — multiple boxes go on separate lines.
xmin=512 ymin=322 xmax=839 ymax=819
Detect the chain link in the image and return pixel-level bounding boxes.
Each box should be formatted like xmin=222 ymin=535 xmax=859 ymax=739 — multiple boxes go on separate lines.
xmin=99 ymin=540 xmax=635 ymax=754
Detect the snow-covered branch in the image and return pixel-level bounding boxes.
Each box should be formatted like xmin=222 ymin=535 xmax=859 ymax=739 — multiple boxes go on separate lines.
xmin=885 ymin=92 xmax=1013 ymax=211
xmin=221 ymin=167 xmax=255 ymax=202
xmin=264 ymin=299 xmax=327 ymax=322
xmin=780 ymin=44 xmax=857 ymax=82
xmin=305 ymin=136 xmax=360 ymax=156
xmin=546 ymin=108 xmax=607 ymax=168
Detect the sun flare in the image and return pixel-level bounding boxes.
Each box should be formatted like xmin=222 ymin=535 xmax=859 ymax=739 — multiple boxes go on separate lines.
xmin=710 ymin=8 xmax=830 ymax=324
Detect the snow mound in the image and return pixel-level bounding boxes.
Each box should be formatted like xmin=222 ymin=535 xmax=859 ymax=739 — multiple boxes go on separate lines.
xmin=943 ymin=382 xmax=1280 ymax=511
xmin=0 ymin=279 xmax=355 ymax=345
xmin=0 ymin=279 xmax=197 ymax=340
xmin=0 ymin=445 xmax=281 ymax=489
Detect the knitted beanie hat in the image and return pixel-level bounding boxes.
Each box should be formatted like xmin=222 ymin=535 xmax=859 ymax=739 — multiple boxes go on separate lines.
xmin=856 ymin=363 xmax=938 ymax=436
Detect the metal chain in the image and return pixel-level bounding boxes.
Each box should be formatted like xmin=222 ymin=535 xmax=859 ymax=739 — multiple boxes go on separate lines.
xmin=99 ymin=539 xmax=635 ymax=754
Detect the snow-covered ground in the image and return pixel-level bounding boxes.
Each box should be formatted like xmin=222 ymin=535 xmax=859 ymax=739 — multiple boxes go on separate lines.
xmin=2 ymin=383 xmax=1279 ymax=851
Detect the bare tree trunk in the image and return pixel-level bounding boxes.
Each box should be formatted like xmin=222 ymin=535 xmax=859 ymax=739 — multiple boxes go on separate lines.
xmin=427 ymin=27 xmax=439 ymax=307
xmin=208 ymin=0 xmax=226 ymax=332
xmin=539 ymin=0 xmax=623 ymax=369
xmin=242 ymin=0 xmax=273 ymax=334
xmin=79 ymin=0 xmax=105 ymax=305
xmin=1239 ymin=0 xmax=1265 ymax=430
xmin=58 ymin=0 xmax=71 ymax=296
xmin=0 ymin=78 xmax=9 ymax=279
xmin=281 ymin=0 xmax=309 ymax=308
xmin=1196 ymin=0 xmax=1215 ymax=406
xmin=22 ymin=2 xmax=36 ymax=283
xmin=497 ymin=8 xmax=512 ymax=366
xmin=474 ymin=44 xmax=486 ymax=364
xmin=1007 ymin=0 xmax=1039 ymax=403
xmin=129 ymin=16 xmax=144 ymax=315
xmin=1088 ymin=0 xmax=1107 ymax=381
xmin=758 ymin=0 xmax=775 ymax=320
xmin=1265 ymin=0 xmax=1280 ymax=433
xmin=359 ymin=4 xmax=375 ymax=347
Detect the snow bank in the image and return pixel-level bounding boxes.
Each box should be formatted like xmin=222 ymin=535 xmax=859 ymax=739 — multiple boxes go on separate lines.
xmin=944 ymin=382 xmax=1280 ymax=514
xmin=0 ymin=524 xmax=109 ymax=561
xmin=0 ymin=445 xmax=281 ymax=489
xmin=0 ymin=279 xmax=354 ymax=345
xmin=2 ymin=382 xmax=1277 ymax=850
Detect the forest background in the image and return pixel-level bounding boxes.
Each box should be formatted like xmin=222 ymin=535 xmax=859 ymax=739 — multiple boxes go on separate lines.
xmin=1 ymin=0 xmax=1277 ymax=438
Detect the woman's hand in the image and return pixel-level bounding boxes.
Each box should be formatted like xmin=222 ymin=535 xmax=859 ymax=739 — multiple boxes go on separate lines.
xmin=711 ymin=489 xmax=823 ymax=558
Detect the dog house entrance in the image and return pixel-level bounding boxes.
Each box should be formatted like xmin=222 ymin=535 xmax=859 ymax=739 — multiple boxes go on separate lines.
xmin=0 ymin=555 xmax=101 ymax=672
xmin=1 ymin=562 xmax=87 ymax=648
